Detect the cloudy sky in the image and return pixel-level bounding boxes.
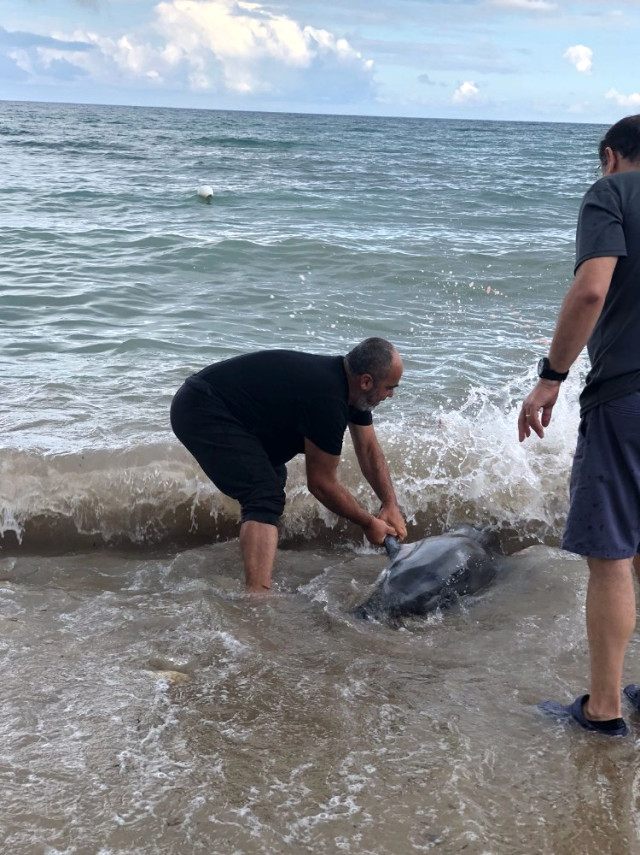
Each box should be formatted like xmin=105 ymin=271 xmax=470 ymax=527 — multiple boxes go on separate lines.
xmin=1 ymin=0 xmax=639 ymax=122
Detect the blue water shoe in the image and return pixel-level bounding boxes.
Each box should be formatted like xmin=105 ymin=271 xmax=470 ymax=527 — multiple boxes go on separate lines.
xmin=538 ymin=693 xmax=628 ymax=736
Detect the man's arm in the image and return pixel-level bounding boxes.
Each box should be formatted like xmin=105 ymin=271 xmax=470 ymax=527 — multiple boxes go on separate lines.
xmin=348 ymin=422 xmax=407 ymax=540
xmin=518 ymin=255 xmax=617 ymax=441
xmin=304 ymin=438 xmax=397 ymax=544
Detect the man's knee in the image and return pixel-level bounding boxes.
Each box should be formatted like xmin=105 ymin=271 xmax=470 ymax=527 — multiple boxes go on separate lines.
xmin=238 ymin=466 xmax=287 ymax=527
xmin=241 ymin=509 xmax=282 ymax=527
xmin=240 ymin=495 xmax=285 ymax=528
xmin=587 ymin=556 xmax=635 ymax=573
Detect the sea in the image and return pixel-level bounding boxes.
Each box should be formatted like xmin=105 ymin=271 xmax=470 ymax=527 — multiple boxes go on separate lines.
xmin=2 ymin=100 xmax=639 ymax=854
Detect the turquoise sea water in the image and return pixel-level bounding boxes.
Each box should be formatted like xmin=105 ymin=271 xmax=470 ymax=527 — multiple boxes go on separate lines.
xmin=3 ymin=102 xmax=639 ymax=855
xmin=1 ymin=101 xmax=601 ymax=550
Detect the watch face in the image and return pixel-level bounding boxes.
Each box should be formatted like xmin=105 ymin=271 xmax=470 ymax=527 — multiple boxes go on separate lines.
xmin=537 ymin=357 xmax=547 ymax=376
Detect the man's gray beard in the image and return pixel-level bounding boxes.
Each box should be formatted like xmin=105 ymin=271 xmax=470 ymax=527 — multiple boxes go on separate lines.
xmin=352 ymin=394 xmax=375 ymax=412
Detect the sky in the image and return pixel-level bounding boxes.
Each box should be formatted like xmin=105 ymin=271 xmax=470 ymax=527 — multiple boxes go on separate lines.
xmin=1 ymin=0 xmax=639 ymax=123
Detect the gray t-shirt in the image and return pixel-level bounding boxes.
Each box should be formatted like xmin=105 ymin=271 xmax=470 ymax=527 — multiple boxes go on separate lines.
xmin=577 ymin=170 xmax=640 ymax=415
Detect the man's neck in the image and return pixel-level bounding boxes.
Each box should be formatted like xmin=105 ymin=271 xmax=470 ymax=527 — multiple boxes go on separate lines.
xmin=343 ymin=358 xmax=361 ymax=406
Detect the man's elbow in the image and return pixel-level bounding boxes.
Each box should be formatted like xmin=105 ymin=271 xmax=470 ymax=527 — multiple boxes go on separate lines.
xmin=578 ymin=286 xmax=607 ymax=307
xmin=572 ymin=258 xmax=616 ymax=306
xmin=306 ymin=475 xmax=332 ymax=502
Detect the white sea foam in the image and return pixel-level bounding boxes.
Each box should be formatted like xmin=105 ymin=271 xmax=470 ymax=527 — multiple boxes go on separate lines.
xmin=0 ymin=365 xmax=583 ymax=552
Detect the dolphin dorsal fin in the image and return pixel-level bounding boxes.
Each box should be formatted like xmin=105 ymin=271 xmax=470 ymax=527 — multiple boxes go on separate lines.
xmin=384 ymin=535 xmax=401 ymax=558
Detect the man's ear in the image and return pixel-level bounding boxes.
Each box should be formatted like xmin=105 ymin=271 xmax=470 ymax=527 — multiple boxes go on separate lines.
xmin=360 ymin=373 xmax=374 ymax=390
xmin=603 ymin=146 xmax=618 ymax=175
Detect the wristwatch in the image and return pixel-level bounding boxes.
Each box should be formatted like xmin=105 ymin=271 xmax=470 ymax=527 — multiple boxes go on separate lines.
xmin=537 ymin=357 xmax=569 ymax=382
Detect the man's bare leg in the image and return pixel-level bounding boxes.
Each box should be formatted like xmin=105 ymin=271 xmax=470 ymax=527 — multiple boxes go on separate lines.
xmin=240 ymin=520 xmax=278 ymax=592
xmin=585 ymin=556 xmax=635 ymax=720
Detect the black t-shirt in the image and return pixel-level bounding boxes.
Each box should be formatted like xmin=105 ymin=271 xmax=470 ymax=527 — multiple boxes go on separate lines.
xmin=188 ymin=350 xmax=373 ymax=466
xmin=576 ymin=171 xmax=640 ymax=414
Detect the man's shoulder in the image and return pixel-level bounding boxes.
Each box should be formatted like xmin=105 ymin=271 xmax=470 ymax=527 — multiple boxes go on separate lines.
xmin=222 ymin=349 xmax=337 ymax=373
xmin=253 ymin=349 xmax=340 ymax=365
xmin=204 ymin=349 xmax=331 ymax=380
xmin=588 ymin=170 xmax=640 ymax=200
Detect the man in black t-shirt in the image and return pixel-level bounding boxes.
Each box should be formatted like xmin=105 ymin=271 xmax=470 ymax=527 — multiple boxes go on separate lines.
xmin=171 ymin=337 xmax=407 ymax=591
xmin=518 ymin=115 xmax=640 ymax=737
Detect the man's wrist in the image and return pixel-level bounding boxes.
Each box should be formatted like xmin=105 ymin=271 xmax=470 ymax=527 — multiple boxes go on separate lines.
xmin=537 ymin=357 xmax=569 ymax=382
xmin=378 ymin=498 xmax=398 ymax=510
xmin=538 ymin=377 xmax=562 ymax=386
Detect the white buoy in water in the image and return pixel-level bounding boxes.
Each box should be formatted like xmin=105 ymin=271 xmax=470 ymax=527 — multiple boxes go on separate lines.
xmin=197 ymin=184 xmax=214 ymax=203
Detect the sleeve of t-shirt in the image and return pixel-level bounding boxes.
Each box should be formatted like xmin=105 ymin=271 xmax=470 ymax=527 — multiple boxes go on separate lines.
xmin=574 ymin=179 xmax=627 ymax=273
xmin=299 ymin=397 xmax=350 ymax=456
xmin=347 ymin=406 xmax=373 ymax=427
xmin=299 ymin=399 xmax=373 ymax=456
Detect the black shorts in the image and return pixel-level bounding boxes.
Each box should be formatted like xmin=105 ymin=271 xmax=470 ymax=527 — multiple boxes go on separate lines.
xmin=170 ymin=380 xmax=287 ymax=527
xmin=563 ymin=390 xmax=640 ymax=559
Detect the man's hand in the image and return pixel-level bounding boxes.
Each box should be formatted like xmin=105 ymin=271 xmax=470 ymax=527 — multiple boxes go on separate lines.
xmin=378 ymin=503 xmax=407 ymax=540
xmin=518 ymin=379 xmax=561 ymax=441
xmin=517 ymin=256 xmax=615 ymax=443
xmin=362 ymin=515 xmax=397 ymax=546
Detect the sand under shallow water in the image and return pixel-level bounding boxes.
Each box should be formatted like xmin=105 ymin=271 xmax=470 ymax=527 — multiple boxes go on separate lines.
xmin=2 ymin=541 xmax=640 ymax=854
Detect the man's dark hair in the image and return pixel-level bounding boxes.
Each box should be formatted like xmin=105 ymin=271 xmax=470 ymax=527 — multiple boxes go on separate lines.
xmin=345 ymin=337 xmax=395 ymax=381
xmin=599 ymin=115 xmax=640 ymax=167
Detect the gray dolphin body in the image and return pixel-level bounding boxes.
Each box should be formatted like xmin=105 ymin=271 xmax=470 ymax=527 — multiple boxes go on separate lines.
xmin=352 ymin=525 xmax=501 ymax=626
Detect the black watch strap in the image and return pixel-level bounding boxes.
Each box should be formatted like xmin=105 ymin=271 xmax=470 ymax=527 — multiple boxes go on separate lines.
xmin=537 ymin=357 xmax=569 ymax=382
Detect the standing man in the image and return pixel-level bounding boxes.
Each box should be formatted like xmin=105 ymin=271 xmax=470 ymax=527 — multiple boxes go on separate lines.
xmin=518 ymin=115 xmax=640 ymax=737
xmin=171 ymin=337 xmax=407 ymax=592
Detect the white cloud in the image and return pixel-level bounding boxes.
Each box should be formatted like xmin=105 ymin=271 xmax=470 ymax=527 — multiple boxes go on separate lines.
xmin=7 ymin=48 xmax=34 ymax=75
xmin=452 ymin=80 xmax=480 ymax=104
xmin=606 ymin=88 xmax=640 ymax=108
xmin=42 ymin=30 xmax=170 ymax=82
xmin=563 ymin=44 xmax=592 ymax=74
xmin=36 ymin=0 xmax=374 ymax=101
xmin=150 ymin=0 xmax=372 ymax=93
xmin=487 ymin=0 xmax=557 ymax=10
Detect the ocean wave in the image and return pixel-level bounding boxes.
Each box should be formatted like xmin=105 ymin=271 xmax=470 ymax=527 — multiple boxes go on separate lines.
xmin=0 ymin=385 xmax=579 ymax=555
xmin=189 ymin=135 xmax=303 ymax=150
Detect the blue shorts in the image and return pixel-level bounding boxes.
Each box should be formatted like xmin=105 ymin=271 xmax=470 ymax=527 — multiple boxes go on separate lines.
xmin=170 ymin=380 xmax=287 ymax=527
xmin=563 ymin=390 xmax=640 ymax=559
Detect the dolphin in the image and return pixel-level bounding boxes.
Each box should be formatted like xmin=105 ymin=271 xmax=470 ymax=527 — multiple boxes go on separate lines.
xmin=352 ymin=525 xmax=501 ymax=626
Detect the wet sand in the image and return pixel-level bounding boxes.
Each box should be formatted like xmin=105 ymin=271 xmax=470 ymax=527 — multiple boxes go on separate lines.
xmin=2 ymin=542 xmax=639 ymax=853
